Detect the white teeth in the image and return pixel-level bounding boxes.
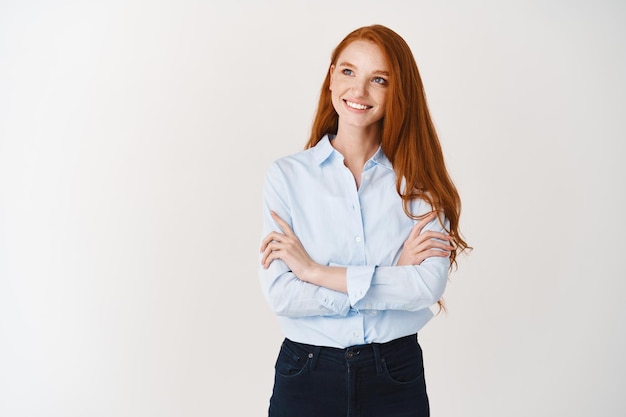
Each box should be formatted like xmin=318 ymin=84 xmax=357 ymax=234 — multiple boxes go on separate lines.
xmin=346 ymin=100 xmax=370 ymax=110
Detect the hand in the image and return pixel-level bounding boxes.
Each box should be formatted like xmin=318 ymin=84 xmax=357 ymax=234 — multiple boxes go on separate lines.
xmin=397 ymin=212 xmax=454 ymax=266
xmin=260 ymin=211 xmax=318 ymax=281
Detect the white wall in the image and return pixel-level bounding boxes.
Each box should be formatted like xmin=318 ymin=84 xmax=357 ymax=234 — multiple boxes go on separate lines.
xmin=1 ymin=1 xmax=624 ymax=415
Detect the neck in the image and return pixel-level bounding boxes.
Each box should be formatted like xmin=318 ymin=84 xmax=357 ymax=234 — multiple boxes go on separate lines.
xmin=332 ymin=124 xmax=381 ymax=169
xmin=331 ymin=124 xmax=381 ymax=188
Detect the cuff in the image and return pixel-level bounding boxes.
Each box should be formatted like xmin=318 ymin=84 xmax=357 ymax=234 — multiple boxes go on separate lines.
xmin=316 ymin=287 xmax=351 ymax=316
xmin=346 ymin=265 xmax=376 ymax=307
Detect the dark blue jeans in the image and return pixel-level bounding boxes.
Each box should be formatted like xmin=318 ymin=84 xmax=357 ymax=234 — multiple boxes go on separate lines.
xmin=268 ymin=334 xmax=429 ymax=417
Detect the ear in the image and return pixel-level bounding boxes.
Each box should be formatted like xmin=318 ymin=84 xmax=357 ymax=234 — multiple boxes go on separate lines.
xmin=329 ymin=65 xmax=335 ymax=90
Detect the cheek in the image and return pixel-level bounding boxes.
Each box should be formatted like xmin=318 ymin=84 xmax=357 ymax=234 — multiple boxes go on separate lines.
xmin=330 ymin=86 xmax=343 ymax=102
xmin=377 ymin=91 xmax=389 ymax=107
xmin=329 ymin=91 xmax=341 ymax=112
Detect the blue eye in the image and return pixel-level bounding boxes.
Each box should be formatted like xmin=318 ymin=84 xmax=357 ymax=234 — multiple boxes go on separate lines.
xmin=373 ymin=77 xmax=388 ymax=85
xmin=342 ymin=69 xmax=353 ymax=76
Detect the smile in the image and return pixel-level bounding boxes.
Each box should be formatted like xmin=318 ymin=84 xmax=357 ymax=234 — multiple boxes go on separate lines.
xmin=344 ymin=100 xmax=372 ymax=110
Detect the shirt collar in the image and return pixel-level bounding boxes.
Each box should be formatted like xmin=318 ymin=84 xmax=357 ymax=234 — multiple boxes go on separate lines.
xmin=370 ymin=145 xmax=393 ymax=170
xmin=312 ymin=134 xmax=393 ymax=170
xmin=311 ymin=135 xmax=336 ymax=165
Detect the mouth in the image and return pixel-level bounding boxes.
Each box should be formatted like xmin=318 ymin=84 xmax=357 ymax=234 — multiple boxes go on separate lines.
xmin=344 ymin=100 xmax=372 ymax=110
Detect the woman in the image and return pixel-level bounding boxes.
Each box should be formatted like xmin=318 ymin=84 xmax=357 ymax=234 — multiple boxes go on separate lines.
xmin=259 ymin=24 xmax=469 ymax=417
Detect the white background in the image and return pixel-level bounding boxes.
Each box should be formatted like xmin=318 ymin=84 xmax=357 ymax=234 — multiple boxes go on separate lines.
xmin=1 ymin=1 xmax=625 ymax=416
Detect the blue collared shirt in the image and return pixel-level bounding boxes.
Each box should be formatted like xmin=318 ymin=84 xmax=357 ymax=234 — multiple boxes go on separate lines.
xmin=259 ymin=135 xmax=450 ymax=348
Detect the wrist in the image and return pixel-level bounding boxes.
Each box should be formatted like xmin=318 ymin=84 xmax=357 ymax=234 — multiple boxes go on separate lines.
xmin=301 ymin=263 xmax=323 ymax=285
xmin=303 ymin=264 xmax=348 ymax=294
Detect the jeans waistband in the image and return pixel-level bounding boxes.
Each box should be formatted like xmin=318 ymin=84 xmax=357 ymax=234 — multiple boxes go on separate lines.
xmin=284 ymin=334 xmax=418 ymax=374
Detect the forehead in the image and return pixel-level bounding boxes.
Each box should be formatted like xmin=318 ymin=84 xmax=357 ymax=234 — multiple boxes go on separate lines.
xmin=335 ymin=40 xmax=389 ymax=69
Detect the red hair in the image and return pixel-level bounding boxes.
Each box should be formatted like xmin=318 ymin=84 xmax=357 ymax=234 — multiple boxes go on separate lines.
xmin=307 ymin=24 xmax=470 ymax=271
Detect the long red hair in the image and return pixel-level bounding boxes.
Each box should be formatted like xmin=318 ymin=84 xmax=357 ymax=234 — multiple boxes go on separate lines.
xmin=306 ymin=24 xmax=470 ymax=270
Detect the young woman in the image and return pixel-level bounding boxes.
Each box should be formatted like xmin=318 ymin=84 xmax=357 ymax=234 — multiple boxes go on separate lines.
xmin=259 ymin=24 xmax=469 ymax=417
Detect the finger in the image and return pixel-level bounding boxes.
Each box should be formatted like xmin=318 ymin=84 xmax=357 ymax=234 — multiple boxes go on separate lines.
xmin=260 ymin=235 xmax=273 ymax=252
xmin=417 ymin=240 xmax=454 ymax=252
xmin=407 ymin=212 xmax=436 ymax=241
xmin=262 ymin=250 xmax=277 ymax=269
xmin=406 ymin=223 xmax=422 ymax=242
xmin=413 ymin=249 xmax=451 ymax=265
xmin=427 ymin=249 xmax=451 ymax=258
xmin=261 ymin=248 xmax=271 ymax=267
xmin=414 ymin=235 xmax=454 ymax=250
xmin=417 ymin=231 xmax=453 ymax=243
xmin=271 ymin=211 xmax=295 ymax=237
xmin=260 ymin=231 xmax=285 ymax=251
xmin=262 ymin=249 xmax=275 ymax=268
xmin=405 ymin=232 xmax=452 ymax=253
xmin=420 ymin=211 xmax=437 ymax=225
xmin=261 ymin=244 xmax=283 ymax=268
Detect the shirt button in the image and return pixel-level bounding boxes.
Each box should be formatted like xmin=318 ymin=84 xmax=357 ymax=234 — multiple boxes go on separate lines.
xmin=355 ymin=236 xmax=362 ymax=242
xmin=353 ymin=331 xmax=360 ymax=337
xmin=365 ymin=303 xmax=372 ymax=309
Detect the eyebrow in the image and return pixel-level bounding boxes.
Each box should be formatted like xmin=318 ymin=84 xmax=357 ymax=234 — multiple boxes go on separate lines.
xmin=337 ymin=61 xmax=390 ymax=76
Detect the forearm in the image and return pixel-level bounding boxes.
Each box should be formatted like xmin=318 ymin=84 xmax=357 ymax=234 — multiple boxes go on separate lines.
xmin=301 ymin=264 xmax=348 ymax=294
xmin=304 ymin=255 xmax=448 ymax=313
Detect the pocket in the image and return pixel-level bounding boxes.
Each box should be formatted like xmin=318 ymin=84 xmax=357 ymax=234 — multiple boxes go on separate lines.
xmin=275 ymin=340 xmax=311 ymax=378
xmin=381 ymin=344 xmax=424 ymax=385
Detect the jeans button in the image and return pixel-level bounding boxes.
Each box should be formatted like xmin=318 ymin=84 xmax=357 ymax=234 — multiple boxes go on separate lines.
xmin=346 ymin=350 xmax=353 ymax=359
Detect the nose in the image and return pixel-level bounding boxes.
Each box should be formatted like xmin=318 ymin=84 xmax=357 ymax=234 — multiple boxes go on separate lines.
xmin=350 ymin=77 xmax=368 ymax=97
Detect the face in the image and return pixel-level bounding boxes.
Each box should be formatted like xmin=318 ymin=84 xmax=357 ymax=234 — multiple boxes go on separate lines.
xmin=329 ymin=40 xmax=390 ymax=130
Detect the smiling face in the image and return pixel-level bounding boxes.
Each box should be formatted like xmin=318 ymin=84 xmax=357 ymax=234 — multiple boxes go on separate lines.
xmin=329 ymin=40 xmax=390 ymax=132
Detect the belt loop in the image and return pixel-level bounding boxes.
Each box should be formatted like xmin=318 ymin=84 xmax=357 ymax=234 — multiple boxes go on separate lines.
xmin=309 ymin=346 xmax=321 ymax=371
xmin=372 ymin=343 xmax=383 ymax=375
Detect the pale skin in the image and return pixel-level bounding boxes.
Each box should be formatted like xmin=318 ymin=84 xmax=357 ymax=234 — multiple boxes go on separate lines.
xmin=260 ymin=40 xmax=454 ymax=294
